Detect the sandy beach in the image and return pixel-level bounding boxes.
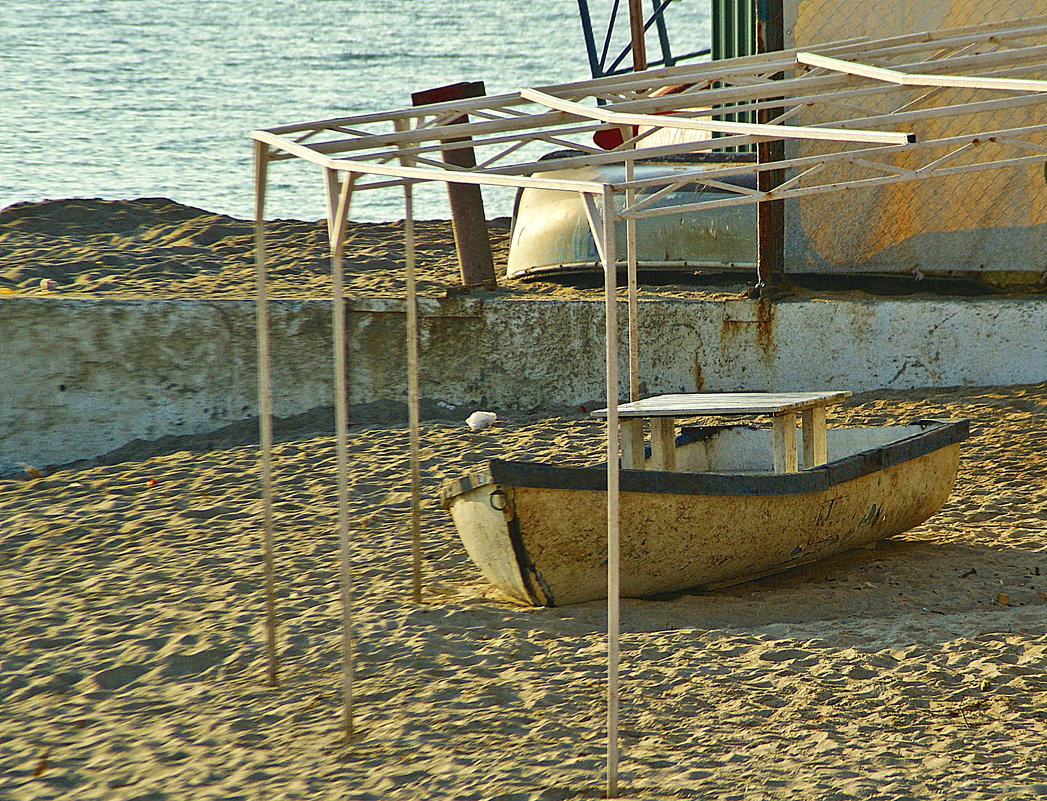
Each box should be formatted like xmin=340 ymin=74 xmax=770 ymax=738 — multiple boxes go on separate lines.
xmin=1 ymin=199 xmax=1045 ymax=800
xmin=5 ymin=196 xmax=1008 ymax=303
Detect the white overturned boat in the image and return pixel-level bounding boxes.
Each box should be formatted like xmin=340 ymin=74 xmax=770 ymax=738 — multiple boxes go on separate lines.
xmin=506 ymin=151 xmax=758 ymax=280
xmin=440 ymin=418 xmax=968 ymax=606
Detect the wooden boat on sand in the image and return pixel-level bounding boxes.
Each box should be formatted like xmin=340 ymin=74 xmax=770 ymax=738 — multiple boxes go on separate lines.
xmin=440 ymin=417 xmax=968 ymax=606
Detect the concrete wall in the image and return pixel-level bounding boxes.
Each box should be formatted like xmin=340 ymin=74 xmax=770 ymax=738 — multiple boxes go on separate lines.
xmin=1 ymin=294 xmax=1045 ymax=474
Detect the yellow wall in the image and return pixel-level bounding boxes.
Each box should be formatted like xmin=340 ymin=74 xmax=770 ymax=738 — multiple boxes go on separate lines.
xmin=781 ymin=1 xmax=1046 ymax=277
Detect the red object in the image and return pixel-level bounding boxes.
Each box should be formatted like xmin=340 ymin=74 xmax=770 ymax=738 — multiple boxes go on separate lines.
xmin=593 ymin=127 xmax=625 ymax=150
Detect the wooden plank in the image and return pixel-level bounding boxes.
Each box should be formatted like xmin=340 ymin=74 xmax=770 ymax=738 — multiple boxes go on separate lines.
xmin=649 ymin=417 xmax=677 ymax=472
xmin=797 ymin=51 xmax=1047 ymax=93
xmin=627 ymin=0 xmax=647 ymax=71
xmin=412 ymin=82 xmax=497 ymax=289
xmin=581 ymin=193 xmax=609 ymax=265
xmin=393 ymin=120 xmax=424 ymax=605
xmin=801 ymin=405 xmax=828 ymax=469
xmin=772 ymin=412 xmax=799 ymax=474
xmin=592 ymin=391 xmax=851 ymax=418
xmin=403 ymin=182 xmax=423 ymax=605
xmin=251 ymin=130 xmax=607 ymax=193
xmin=519 ymin=88 xmax=915 ymax=145
xmin=620 ymin=418 xmax=646 ymax=470
xmin=325 ymin=170 xmax=356 ymax=257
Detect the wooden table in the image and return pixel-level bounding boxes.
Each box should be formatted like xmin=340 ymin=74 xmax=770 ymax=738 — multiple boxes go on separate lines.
xmin=591 ymin=392 xmax=851 ymax=473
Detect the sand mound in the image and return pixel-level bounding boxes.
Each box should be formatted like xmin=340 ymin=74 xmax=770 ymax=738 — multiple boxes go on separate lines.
xmin=0 ymin=198 xmax=511 ymax=299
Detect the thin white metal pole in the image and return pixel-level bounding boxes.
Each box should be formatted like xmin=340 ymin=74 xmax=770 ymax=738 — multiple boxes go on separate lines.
xmin=404 ymin=182 xmax=423 ymax=604
xmin=393 ymin=117 xmax=424 ymax=605
xmin=625 ymin=159 xmax=639 ymax=402
xmin=601 ymin=185 xmax=621 ymax=798
xmin=796 ymin=50 xmax=1047 ymax=93
xmin=253 ymin=140 xmax=279 ymax=688
xmin=325 ymin=167 xmax=357 ymax=740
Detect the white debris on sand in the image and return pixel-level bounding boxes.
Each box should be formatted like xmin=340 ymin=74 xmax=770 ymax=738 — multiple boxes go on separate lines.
xmin=465 ymin=410 xmax=498 ymax=432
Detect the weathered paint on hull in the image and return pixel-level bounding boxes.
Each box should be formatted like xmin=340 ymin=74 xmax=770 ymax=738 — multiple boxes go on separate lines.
xmin=444 ymin=426 xmax=964 ymax=606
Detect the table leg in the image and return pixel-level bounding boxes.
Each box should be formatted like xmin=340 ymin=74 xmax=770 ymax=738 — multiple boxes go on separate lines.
xmin=649 ymin=417 xmax=676 ymax=472
xmin=801 ymin=405 xmax=827 ymax=468
xmin=772 ymin=412 xmax=798 ymax=473
xmin=620 ymin=418 xmax=645 ymax=470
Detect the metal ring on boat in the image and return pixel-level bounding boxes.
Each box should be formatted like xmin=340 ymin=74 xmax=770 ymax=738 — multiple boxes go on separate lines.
xmin=489 ymin=489 xmax=510 ymax=511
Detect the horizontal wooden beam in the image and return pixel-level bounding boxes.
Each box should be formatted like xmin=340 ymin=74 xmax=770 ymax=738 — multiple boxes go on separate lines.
xmin=519 ymin=88 xmax=915 ymax=145
xmin=797 ymin=51 xmax=1047 ymax=93
xmin=251 ymin=130 xmax=606 ymax=193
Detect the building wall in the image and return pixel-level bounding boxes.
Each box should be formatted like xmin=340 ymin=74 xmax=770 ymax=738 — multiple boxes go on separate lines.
xmin=781 ymin=0 xmax=1046 ymax=279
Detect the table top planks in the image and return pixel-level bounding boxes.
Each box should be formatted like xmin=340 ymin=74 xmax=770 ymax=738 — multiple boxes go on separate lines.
xmin=591 ymin=392 xmax=851 ymax=418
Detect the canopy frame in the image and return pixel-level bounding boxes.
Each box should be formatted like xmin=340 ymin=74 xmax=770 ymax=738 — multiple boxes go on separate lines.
xmin=250 ymin=17 xmax=1047 ymax=798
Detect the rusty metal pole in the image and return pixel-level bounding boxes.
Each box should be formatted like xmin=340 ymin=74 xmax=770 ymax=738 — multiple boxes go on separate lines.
xmin=411 ymin=81 xmax=497 ymax=289
xmin=627 ymin=0 xmax=648 ymax=71
xmin=755 ymin=0 xmax=785 ymax=296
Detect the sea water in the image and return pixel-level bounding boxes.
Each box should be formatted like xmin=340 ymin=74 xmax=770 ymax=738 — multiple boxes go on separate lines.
xmin=0 ymin=0 xmax=711 ymax=222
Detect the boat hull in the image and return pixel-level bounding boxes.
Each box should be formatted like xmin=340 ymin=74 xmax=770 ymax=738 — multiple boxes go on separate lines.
xmin=507 ymin=156 xmax=758 ymax=280
xmin=441 ymin=421 xmax=967 ymax=606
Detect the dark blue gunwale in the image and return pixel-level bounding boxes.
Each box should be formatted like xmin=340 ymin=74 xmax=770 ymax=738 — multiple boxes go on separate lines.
xmin=439 ymin=419 xmax=969 ymax=506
